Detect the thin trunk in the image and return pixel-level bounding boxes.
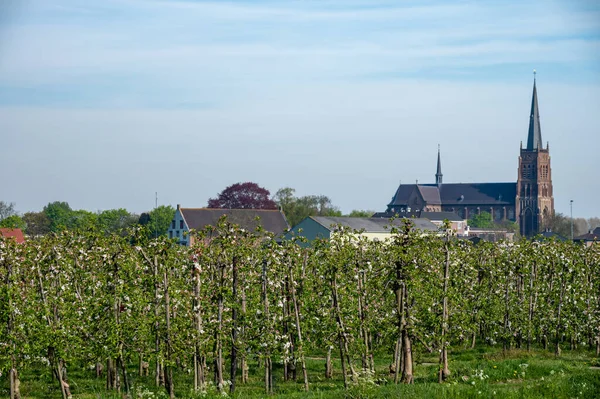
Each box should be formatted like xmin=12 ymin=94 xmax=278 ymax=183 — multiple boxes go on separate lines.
xmin=402 ymin=284 xmax=414 ymax=384
xmin=555 ymin=275 xmax=566 ymax=357
xmin=262 ymin=260 xmax=272 ymax=394
xmin=325 ymin=347 xmax=333 ymax=379
xmin=230 ymin=257 xmax=239 ymax=394
xmin=215 ymin=264 xmax=225 ymax=392
xmin=439 ymin=236 xmax=451 ymax=383
xmin=393 ymin=281 xmax=403 ymax=384
xmin=289 ymin=263 xmax=309 ymax=391
xmin=164 ymin=268 xmax=175 ymax=398
xmin=331 ymin=275 xmax=356 ymax=386
xmin=357 ymin=270 xmax=370 ymax=373
xmin=118 ymin=355 xmax=130 ymax=397
xmin=527 ymin=261 xmax=537 ymax=351
xmin=241 ymin=288 xmax=248 ymax=384
xmin=193 ymin=263 xmax=205 ymax=390
xmin=153 ymin=255 xmax=163 ymax=387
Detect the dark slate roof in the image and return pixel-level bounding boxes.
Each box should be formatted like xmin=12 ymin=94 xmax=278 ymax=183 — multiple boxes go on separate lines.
xmin=418 ymin=185 xmax=442 ymax=204
xmin=180 ymin=208 xmax=289 ymax=236
xmin=438 ymin=183 xmax=516 ymax=205
xmin=388 ymin=183 xmax=516 ymax=207
xmin=389 ymin=184 xmax=418 ymax=206
xmin=574 ymin=227 xmax=600 ymax=242
xmin=527 ymin=77 xmax=543 ymax=150
xmin=310 ymin=216 xmax=438 ymax=233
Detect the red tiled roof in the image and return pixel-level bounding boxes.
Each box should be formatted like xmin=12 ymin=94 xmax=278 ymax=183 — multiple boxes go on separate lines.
xmin=0 ymin=228 xmax=25 ymax=244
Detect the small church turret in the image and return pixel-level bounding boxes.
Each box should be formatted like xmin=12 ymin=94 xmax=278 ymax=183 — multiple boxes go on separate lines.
xmin=435 ymin=144 xmax=443 ymax=186
xmin=516 ymin=71 xmax=554 ymax=237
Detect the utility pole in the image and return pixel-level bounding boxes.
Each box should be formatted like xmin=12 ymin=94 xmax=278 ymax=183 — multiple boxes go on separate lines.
xmin=570 ymin=199 xmax=574 ymax=241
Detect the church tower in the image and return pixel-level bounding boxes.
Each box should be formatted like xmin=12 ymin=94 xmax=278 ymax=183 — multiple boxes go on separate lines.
xmin=435 ymin=145 xmax=443 ymax=186
xmin=516 ymin=72 xmax=554 ymax=237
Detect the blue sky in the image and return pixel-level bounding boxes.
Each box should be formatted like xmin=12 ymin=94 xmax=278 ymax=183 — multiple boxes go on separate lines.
xmin=1 ymin=0 xmax=599 ymax=218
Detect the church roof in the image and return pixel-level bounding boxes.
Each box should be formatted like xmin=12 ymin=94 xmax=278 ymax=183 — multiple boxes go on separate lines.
xmin=418 ymin=185 xmax=442 ymax=204
xmin=527 ymin=74 xmax=543 ymax=150
xmin=388 ymin=182 xmax=516 ymax=207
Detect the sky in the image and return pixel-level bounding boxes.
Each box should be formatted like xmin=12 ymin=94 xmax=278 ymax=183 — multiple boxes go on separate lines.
xmin=0 ymin=0 xmax=599 ymax=218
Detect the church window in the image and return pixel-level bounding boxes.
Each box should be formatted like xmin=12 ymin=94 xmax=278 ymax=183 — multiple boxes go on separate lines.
xmin=508 ymin=208 xmax=515 ymax=220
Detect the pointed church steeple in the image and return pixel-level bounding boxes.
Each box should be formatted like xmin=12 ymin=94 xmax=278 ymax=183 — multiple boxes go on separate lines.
xmin=526 ymin=70 xmax=542 ymax=150
xmin=435 ymin=144 xmax=443 ymax=186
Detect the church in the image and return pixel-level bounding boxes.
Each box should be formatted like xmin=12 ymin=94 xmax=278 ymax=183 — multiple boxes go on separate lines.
xmin=381 ymin=75 xmax=554 ymax=237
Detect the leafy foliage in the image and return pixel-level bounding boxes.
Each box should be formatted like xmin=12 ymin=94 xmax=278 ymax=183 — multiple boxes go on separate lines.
xmin=0 ymin=224 xmax=599 ymax=398
xmin=208 ymin=182 xmax=277 ymax=210
xmin=0 ymin=215 xmax=26 ymax=229
xmin=274 ymin=187 xmax=342 ymax=227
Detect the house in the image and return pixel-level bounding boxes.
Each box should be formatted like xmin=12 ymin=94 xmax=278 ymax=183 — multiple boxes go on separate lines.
xmin=168 ymin=205 xmax=290 ymax=246
xmin=574 ymin=227 xmax=600 ymax=247
xmin=373 ymin=210 xmax=467 ymax=236
xmin=0 ymin=228 xmax=25 ymax=244
xmin=288 ymin=216 xmax=439 ymax=246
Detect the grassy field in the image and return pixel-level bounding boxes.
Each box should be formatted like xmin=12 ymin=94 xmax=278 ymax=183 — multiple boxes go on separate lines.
xmin=3 ymin=347 xmax=600 ymax=398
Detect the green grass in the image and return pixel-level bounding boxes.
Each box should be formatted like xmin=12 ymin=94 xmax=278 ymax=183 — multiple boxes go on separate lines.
xmin=3 ymin=347 xmax=599 ymax=398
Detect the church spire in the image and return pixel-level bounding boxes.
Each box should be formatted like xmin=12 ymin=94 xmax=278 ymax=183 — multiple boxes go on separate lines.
xmin=435 ymin=144 xmax=443 ymax=186
xmin=526 ymin=70 xmax=542 ymax=150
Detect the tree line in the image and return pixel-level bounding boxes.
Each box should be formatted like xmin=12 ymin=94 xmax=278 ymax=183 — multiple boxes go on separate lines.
xmin=0 ymin=182 xmax=376 ymax=236
xmin=1 ymin=219 xmax=599 ymax=398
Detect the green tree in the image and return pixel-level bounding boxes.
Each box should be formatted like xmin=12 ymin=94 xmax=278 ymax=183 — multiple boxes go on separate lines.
xmin=22 ymin=211 xmax=51 ymax=236
xmin=69 ymin=209 xmax=98 ymax=231
xmin=274 ymin=188 xmax=341 ymax=227
xmin=469 ymin=211 xmax=495 ymax=229
xmin=0 ymin=215 xmax=26 ymax=230
xmin=346 ymin=210 xmax=376 ymax=218
xmin=139 ymin=205 xmax=175 ymax=238
xmin=97 ymin=208 xmax=138 ymax=234
xmin=43 ymin=201 xmax=73 ymax=232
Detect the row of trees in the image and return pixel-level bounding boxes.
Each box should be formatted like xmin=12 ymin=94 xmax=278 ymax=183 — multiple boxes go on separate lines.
xmin=0 ymin=201 xmax=175 ymax=238
xmin=1 ymin=220 xmax=599 ymax=398
xmin=1 ymin=182 xmax=375 ymax=236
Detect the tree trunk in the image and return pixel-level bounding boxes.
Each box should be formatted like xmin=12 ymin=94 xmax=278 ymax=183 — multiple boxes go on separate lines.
xmin=164 ymin=268 xmax=175 ymax=399
xmin=325 ymin=347 xmax=333 ymax=379
xmin=10 ymin=368 xmax=21 ymax=399
xmin=439 ymin=236 xmax=451 ymax=383
xmin=262 ymin=260 xmax=273 ymax=395
xmin=401 ymin=284 xmax=414 ymax=384
xmin=230 ymin=257 xmax=239 ymax=394
xmin=289 ymin=262 xmax=309 ymax=391
xmin=331 ymin=275 xmax=357 ymax=387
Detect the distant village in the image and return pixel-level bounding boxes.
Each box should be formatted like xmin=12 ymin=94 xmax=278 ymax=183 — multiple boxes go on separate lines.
xmin=1 ymin=77 xmax=599 ymax=247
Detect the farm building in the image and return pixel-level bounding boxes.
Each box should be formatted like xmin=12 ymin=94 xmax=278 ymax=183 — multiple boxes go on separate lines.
xmin=287 ymin=216 xmax=438 ymax=246
xmin=168 ymin=205 xmax=289 ymax=246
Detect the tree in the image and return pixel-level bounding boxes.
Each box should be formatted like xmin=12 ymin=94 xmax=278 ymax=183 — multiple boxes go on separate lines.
xmin=274 ymin=188 xmax=342 ymax=227
xmin=0 ymin=215 xmax=26 ymax=230
xmin=43 ymin=201 xmax=73 ymax=232
xmin=139 ymin=205 xmax=175 ymax=238
xmin=0 ymin=201 xmax=17 ymax=221
xmin=542 ymin=212 xmax=587 ymax=238
xmin=346 ymin=210 xmax=376 ymax=218
xmin=208 ymin=182 xmax=277 ymax=210
xmin=22 ymin=212 xmax=51 ymax=236
xmin=469 ymin=211 xmax=495 ymax=229
xmin=97 ymin=209 xmax=138 ymax=234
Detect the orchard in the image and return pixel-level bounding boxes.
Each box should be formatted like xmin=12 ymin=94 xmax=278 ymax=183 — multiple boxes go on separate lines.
xmin=1 ymin=219 xmax=599 ymax=398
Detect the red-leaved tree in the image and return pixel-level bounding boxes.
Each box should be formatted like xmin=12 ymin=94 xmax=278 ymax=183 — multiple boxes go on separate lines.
xmin=207 ymin=182 xmax=278 ymax=209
